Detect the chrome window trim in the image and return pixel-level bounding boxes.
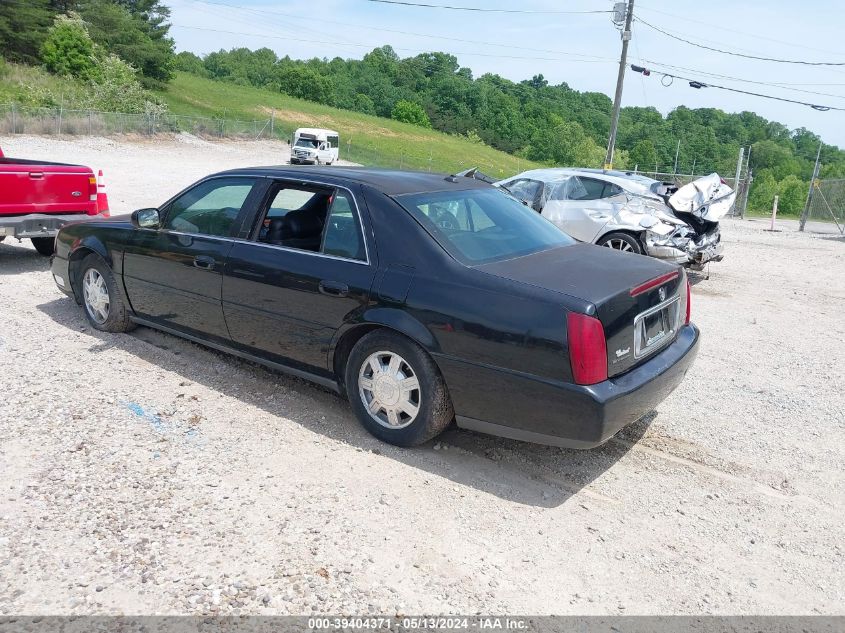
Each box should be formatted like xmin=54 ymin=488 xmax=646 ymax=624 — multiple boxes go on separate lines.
xmin=633 ymin=294 xmax=681 ymax=360
xmin=230 ymin=237 xmax=370 ymax=266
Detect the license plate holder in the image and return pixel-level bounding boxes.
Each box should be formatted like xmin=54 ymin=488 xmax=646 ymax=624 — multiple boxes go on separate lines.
xmin=634 ymin=296 xmax=680 ymax=359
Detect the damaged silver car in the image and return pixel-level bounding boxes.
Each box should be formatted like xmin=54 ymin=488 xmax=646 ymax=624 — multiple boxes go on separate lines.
xmin=495 ymin=168 xmax=735 ymax=269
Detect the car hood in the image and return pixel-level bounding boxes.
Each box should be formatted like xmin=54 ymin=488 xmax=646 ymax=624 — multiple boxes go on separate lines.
xmin=475 ymin=243 xmax=676 ymax=308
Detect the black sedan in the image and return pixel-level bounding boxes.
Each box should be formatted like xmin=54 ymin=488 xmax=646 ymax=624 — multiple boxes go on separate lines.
xmin=51 ymin=167 xmax=699 ymax=448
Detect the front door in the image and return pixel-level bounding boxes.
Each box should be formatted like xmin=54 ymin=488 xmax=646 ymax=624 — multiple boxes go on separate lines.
xmin=122 ymin=176 xmax=261 ymax=342
xmin=222 ymin=181 xmax=376 ymax=375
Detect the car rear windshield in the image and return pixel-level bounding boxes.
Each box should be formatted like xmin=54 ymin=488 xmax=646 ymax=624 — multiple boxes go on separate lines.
xmin=396 ymin=187 xmax=574 ymax=265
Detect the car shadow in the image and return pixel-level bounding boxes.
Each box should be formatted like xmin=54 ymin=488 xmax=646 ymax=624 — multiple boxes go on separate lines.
xmin=0 ymin=241 xmax=50 ymax=275
xmin=37 ymin=296 xmax=652 ymax=509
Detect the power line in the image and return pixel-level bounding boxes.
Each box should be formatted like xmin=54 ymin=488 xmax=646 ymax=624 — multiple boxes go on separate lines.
xmin=636 ymin=16 xmax=845 ymax=66
xmin=365 ymin=0 xmax=611 ymax=14
xmin=186 ymin=0 xmax=616 ymax=62
xmin=636 ymin=4 xmax=842 ymax=57
xmin=633 ymin=58 xmax=845 ymax=101
xmin=630 ymin=65 xmax=845 ymax=111
xmin=171 ymin=24 xmax=616 ymax=63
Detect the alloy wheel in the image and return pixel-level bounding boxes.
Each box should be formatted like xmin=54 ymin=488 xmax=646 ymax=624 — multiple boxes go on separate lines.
xmin=358 ymin=350 xmax=421 ymax=429
xmin=83 ymin=268 xmax=110 ymax=324
xmin=604 ymin=238 xmax=634 ymax=252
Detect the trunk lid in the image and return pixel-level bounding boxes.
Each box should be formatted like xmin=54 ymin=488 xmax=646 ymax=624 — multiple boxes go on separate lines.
xmin=476 ymin=243 xmax=686 ymax=377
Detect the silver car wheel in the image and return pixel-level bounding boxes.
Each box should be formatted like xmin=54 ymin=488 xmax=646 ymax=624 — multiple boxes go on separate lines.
xmin=83 ymin=268 xmax=110 ymax=324
xmin=358 ymin=350 xmax=421 ymax=429
xmin=604 ymin=238 xmax=634 ymax=252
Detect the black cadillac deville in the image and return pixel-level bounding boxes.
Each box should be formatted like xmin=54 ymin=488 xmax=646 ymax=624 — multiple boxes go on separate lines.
xmin=51 ymin=167 xmax=699 ymax=448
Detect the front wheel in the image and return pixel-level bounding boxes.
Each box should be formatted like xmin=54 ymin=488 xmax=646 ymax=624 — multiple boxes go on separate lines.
xmin=31 ymin=237 xmax=55 ymax=256
xmin=345 ymin=331 xmax=454 ymax=447
xmin=597 ymin=232 xmax=643 ymax=254
xmin=77 ymin=253 xmax=135 ymax=332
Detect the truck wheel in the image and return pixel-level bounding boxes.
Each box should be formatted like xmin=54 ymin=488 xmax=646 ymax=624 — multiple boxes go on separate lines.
xmin=597 ymin=232 xmax=643 ymax=254
xmin=31 ymin=237 xmax=54 ymax=256
xmin=77 ymin=253 xmax=134 ymax=333
xmin=345 ymin=330 xmax=454 ymax=447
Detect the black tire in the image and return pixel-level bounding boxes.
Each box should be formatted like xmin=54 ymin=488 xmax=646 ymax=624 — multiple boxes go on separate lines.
xmin=597 ymin=231 xmax=643 ymax=255
xmin=345 ymin=330 xmax=454 ymax=447
xmin=31 ymin=237 xmax=55 ymax=256
xmin=76 ymin=253 xmax=135 ymax=333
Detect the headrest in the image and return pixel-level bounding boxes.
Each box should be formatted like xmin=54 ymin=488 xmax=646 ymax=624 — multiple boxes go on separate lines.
xmin=284 ymin=210 xmax=323 ymax=238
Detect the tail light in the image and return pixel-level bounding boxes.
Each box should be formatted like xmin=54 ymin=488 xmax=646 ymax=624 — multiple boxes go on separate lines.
xmin=684 ymin=278 xmax=691 ymax=325
xmin=567 ymin=312 xmax=607 ymax=385
xmin=88 ymin=175 xmax=98 ymax=203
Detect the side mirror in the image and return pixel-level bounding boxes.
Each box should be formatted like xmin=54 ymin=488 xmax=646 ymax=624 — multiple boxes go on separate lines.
xmin=132 ymin=208 xmax=160 ymax=229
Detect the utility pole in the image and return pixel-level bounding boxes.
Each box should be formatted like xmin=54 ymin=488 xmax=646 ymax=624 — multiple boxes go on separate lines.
xmin=604 ymin=0 xmax=635 ymax=170
xmin=733 ymin=146 xmax=744 ymax=216
xmin=799 ymin=139 xmax=823 ymax=232
xmin=673 ymin=139 xmax=680 ymax=174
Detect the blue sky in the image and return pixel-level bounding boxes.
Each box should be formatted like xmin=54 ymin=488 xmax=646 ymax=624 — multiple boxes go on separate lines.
xmin=166 ymin=0 xmax=845 ymax=149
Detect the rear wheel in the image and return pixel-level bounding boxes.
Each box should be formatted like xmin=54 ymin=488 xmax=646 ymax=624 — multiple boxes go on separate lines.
xmin=345 ymin=330 xmax=454 ymax=447
xmin=77 ymin=253 xmax=134 ymax=332
xmin=31 ymin=237 xmax=54 ymax=256
xmin=597 ymin=232 xmax=643 ymax=254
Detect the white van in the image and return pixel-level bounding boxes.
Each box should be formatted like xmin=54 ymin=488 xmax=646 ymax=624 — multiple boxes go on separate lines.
xmin=290 ymin=128 xmax=339 ymax=165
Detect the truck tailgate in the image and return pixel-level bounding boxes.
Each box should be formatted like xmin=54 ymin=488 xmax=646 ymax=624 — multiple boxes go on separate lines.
xmin=0 ymin=162 xmax=97 ymax=216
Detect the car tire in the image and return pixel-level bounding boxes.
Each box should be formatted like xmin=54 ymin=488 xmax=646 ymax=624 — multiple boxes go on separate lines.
xmin=31 ymin=237 xmax=55 ymax=256
xmin=77 ymin=253 xmax=135 ymax=333
xmin=345 ymin=330 xmax=454 ymax=447
xmin=597 ymin=232 xmax=643 ymax=254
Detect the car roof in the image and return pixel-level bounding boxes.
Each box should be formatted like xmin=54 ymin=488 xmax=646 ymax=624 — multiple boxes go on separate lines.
xmin=500 ymin=167 xmax=659 ymax=193
xmin=213 ymin=166 xmax=492 ymax=196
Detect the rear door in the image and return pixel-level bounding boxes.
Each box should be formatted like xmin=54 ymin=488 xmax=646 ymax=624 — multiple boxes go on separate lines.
xmin=122 ymin=176 xmax=262 ymax=343
xmin=541 ymin=176 xmax=624 ymax=243
xmin=222 ymin=179 xmax=376 ymax=374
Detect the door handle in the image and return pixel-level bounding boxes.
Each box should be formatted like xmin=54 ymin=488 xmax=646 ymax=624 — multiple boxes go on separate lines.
xmin=29 ymin=172 xmax=44 ymax=179
xmin=193 ymin=255 xmax=215 ymax=270
xmin=319 ymin=280 xmax=349 ymax=297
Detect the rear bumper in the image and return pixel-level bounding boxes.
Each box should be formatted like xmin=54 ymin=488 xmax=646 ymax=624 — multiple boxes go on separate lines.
xmin=444 ymin=324 xmax=700 ymax=449
xmin=0 ymin=213 xmax=100 ymax=239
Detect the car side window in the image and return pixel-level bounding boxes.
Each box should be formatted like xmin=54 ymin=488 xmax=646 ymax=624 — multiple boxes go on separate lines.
xmin=507 ymin=179 xmax=542 ymax=203
xmin=256 ymin=183 xmax=333 ymax=253
xmin=163 ymin=177 xmax=256 ymax=237
xmin=321 ymin=191 xmax=366 ymax=261
xmin=255 ymin=182 xmax=366 ymax=262
xmin=605 ymin=183 xmax=625 ymax=197
xmin=567 ymin=177 xmax=607 ymax=201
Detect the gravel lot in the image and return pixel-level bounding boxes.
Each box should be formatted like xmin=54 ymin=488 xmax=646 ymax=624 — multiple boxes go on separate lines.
xmin=0 ymin=135 xmax=843 ymax=616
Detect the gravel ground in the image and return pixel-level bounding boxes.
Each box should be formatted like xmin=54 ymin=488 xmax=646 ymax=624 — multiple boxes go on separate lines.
xmin=0 ymin=135 xmax=843 ymax=616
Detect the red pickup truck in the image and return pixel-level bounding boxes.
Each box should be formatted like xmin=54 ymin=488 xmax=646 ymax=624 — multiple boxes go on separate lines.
xmin=0 ymin=145 xmax=108 ymax=255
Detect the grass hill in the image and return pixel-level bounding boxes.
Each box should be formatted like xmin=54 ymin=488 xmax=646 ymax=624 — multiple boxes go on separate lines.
xmin=155 ymin=73 xmax=539 ymax=176
xmin=0 ymin=64 xmax=539 ymax=177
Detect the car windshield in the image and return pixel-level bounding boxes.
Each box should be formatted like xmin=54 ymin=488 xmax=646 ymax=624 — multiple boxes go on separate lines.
xmin=295 ymin=138 xmax=318 ymax=148
xmin=396 ymin=187 xmax=575 ymax=265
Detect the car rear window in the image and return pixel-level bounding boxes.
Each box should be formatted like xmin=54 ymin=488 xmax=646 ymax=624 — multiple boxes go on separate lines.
xmin=396 ymin=187 xmax=574 ymax=265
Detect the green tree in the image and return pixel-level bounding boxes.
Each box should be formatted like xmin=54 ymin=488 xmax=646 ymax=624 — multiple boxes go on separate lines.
xmin=777 ymin=174 xmax=807 ymax=215
xmin=80 ymin=0 xmax=175 ymax=83
xmin=0 ymin=0 xmax=54 ymax=64
xmin=86 ymin=53 xmax=166 ymax=113
xmin=277 ymin=64 xmax=334 ymax=104
xmin=629 ymin=139 xmax=658 ymax=171
xmin=174 ymin=51 xmax=207 ymax=76
xmin=748 ymin=171 xmax=778 ymax=213
xmin=40 ymin=13 xmax=97 ymax=78
xmin=391 ymin=100 xmax=431 ymax=128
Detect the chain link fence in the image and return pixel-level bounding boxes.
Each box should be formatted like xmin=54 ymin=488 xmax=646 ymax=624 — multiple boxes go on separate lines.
xmin=801 ymin=178 xmax=845 ymax=235
xmin=0 ymin=103 xmax=280 ymax=139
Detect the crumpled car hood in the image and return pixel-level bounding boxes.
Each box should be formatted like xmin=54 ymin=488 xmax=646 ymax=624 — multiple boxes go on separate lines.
xmin=668 ymin=173 xmax=736 ymax=221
